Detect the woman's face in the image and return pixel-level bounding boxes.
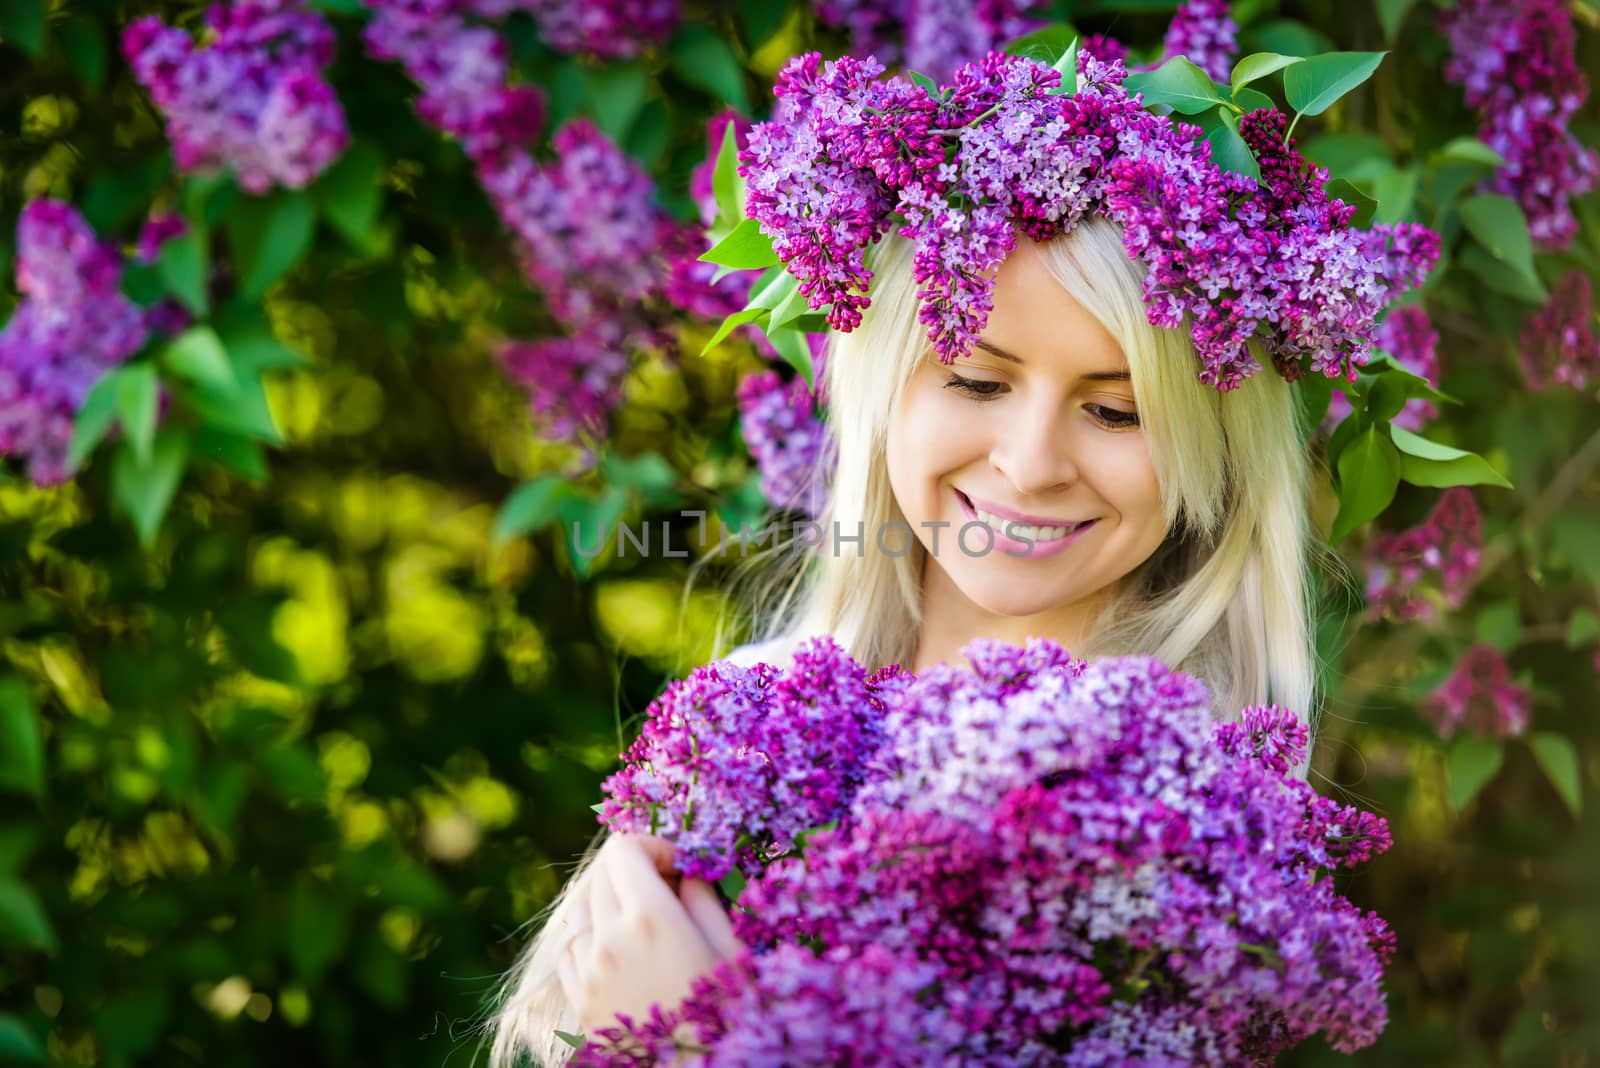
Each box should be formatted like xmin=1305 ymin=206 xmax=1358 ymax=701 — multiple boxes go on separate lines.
xmin=886 ymin=238 xmax=1171 ymax=625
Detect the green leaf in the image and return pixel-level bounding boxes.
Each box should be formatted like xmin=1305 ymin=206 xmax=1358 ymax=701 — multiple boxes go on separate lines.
xmin=227 ymin=192 xmax=317 ymax=299
xmin=1364 ymin=373 xmax=1408 ymax=422
xmin=1332 ymin=425 xmax=1400 ymax=542
xmin=66 ymin=370 xmax=124 ymax=473
xmin=1389 ymin=426 xmax=1512 ymax=488
xmin=1432 ymin=137 xmax=1506 ymax=169
xmin=161 ymin=326 xmax=237 ymax=395
xmin=315 ymin=141 xmax=386 ymax=246
xmin=711 ymin=121 xmax=743 ymax=231
xmin=906 ymin=70 xmax=939 ymax=93
xmin=1371 ymin=166 xmax=1418 ymax=224
xmin=765 ymin=327 xmax=816 ymax=391
xmin=560 ymin=487 xmax=629 ymax=580
xmin=1528 ymin=732 xmax=1582 ymax=817
xmin=0 ymin=1014 xmax=45 ymax=1063
xmin=700 ymin=217 xmax=779 ymax=270
xmin=1124 ymin=56 xmax=1225 ymax=114
xmin=1458 ymin=243 xmax=1548 ymax=304
xmin=1231 ymin=86 xmax=1275 ymax=112
xmin=554 ymin=1030 xmax=587 ymax=1051
xmin=0 ymin=0 xmax=47 ymax=58
xmin=1364 ymin=353 xmax=1454 ymax=404
xmin=702 ymin=306 xmax=770 ymax=355
xmin=0 ymin=679 xmax=43 ymax=799
xmin=602 ymin=452 xmax=681 ymax=503
xmin=1048 ymin=37 xmax=1079 ymax=96
xmin=192 ymin=427 xmax=268 ymax=483
xmin=58 ymin=18 xmax=108 ymax=89
xmin=117 ymin=363 xmax=161 ymax=466
xmin=1297 ymin=373 xmax=1333 ymax=436
xmin=1003 ymin=24 xmax=1080 ymax=63
xmin=157 ymin=229 xmax=209 ymax=316
xmin=1375 ymin=0 xmax=1420 ymax=41
xmin=1304 ymin=131 xmax=1393 ymax=176
xmin=1446 ymin=734 xmax=1504 ymax=811
xmin=186 ymin=374 xmax=282 ymax=443
xmin=717 ymin=866 xmax=747 ymax=904
xmin=0 ymin=879 xmax=57 ymax=953
xmin=1230 ymin=52 xmax=1303 ymax=96
xmin=288 ymin=878 xmax=351 ymax=983
xmin=494 ymin=477 xmax=573 ymax=546
xmin=1283 ymin=51 xmax=1386 ymax=117
xmin=669 ymin=27 xmax=750 ymax=113
xmin=1325 ymin=178 xmax=1377 ymax=228
xmin=1458 ymin=194 xmax=1546 ymax=302
xmin=1566 ymin=608 xmax=1600 ymax=648
xmin=585 ymin=64 xmax=649 ymax=142
xmin=1473 ymin=600 xmax=1520 ymax=651
xmin=111 ymin=429 xmax=191 ymax=547
xmin=1247 ymin=18 xmax=1336 ymax=58
xmin=1194 ymin=106 xmax=1260 ymax=181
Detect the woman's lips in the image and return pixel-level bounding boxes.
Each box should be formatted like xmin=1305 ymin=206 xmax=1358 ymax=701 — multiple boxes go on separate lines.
xmin=955 ymin=489 xmax=1096 ymax=559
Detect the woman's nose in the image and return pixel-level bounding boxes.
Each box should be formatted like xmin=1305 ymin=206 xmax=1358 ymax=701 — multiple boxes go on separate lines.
xmin=987 ymin=400 xmax=1079 ymax=497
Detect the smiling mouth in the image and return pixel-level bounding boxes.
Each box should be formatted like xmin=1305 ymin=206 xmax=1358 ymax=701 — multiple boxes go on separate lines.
xmin=956 ymin=490 xmax=1096 ymax=543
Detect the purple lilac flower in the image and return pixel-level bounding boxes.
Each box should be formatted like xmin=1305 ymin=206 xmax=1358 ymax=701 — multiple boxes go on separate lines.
xmin=740 ymin=50 xmax=1439 ymax=389
xmin=1365 ymin=487 xmax=1483 ymax=621
xmin=598 ymin=636 xmax=890 ymax=880
xmin=1326 ymin=305 xmax=1442 ymax=430
xmin=1424 ymin=643 xmax=1532 ymax=739
xmin=0 ymin=201 xmax=150 ymax=484
xmin=587 ymin=639 xmax=1395 ymax=1064
xmin=1519 ymin=271 xmax=1600 ymax=392
xmin=516 ymin=0 xmax=679 ymax=59
xmin=735 ymin=368 xmax=833 ymax=518
xmin=1161 ymin=0 xmax=1238 ymax=82
xmin=813 ymin=0 xmax=1048 ymax=83
xmin=122 ymin=1 xmax=350 ymax=194
xmin=1440 ymin=0 xmax=1599 ymax=249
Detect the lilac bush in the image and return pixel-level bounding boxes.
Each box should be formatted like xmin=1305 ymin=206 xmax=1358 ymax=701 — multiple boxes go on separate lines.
xmin=735 ymin=364 xmax=833 ymax=518
xmin=584 ymin=638 xmax=1395 ymax=1064
xmin=1327 ymin=305 xmax=1443 ymax=431
xmin=1161 ymin=0 xmax=1238 ymax=82
xmin=1365 ymin=488 xmax=1484 ymax=621
xmin=1519 ymin=271 xmax=1600 ymax=393
xmin=1425 ymin=643 xmax=1533 ymax=739
xmin=123 ymin=0 xmax=350 ymax=194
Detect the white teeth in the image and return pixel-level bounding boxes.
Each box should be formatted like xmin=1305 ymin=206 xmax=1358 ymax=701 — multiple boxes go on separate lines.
xmin=972 ymin=506 xmax=1076 ymax=542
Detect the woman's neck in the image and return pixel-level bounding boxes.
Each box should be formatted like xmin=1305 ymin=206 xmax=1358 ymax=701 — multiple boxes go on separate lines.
xmin=909 ymin=558 xmax=1113 ymax=674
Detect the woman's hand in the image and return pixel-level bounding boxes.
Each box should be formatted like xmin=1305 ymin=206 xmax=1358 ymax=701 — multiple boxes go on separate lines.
xmin=557 ymin=834 xmax=743 ymax=1037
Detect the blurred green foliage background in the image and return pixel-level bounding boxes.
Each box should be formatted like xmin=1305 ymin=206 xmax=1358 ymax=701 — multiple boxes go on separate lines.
xmin=0 ymin=0 xmax=1597 ymax=1065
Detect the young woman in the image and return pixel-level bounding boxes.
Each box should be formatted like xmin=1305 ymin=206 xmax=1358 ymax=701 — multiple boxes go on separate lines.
xmin=485 ymin=216 xmax=1318 ymax=1066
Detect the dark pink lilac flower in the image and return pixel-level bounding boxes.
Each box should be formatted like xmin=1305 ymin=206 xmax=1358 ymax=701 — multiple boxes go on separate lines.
xmin=0 ymin=201 xmax=150 ymax=484
xmin=1440 ymin=0 xmax=1599 ymax=249
xmin=1162 ymin=0 xmax=1238 ymax=82
xmin=1424 ymin=643 xmax=1532 ymax=739
xmin=586 ymin=639 xmax=1395 ymax=1064
xmin=1519 ymin=270 xmax=1600 ymax=392
xmin=122 ymin=1 xmax=350 ymax=194
xmin=1366 ymin=487 xmax=1483 ymax=621
xmin=740 ymin=50 xmax=1438 ymax=389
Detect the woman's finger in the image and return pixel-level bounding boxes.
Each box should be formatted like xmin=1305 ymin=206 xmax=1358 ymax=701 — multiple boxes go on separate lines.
xmin=587 ymin=854 xmax=622 ymax=928
xmin=557 ymin=935 xmax=584 ymax=1006
xmin=602 ymin=835 xmax=684 ymax=917
xmin=679 ymin=877 xmax=743 ymax=959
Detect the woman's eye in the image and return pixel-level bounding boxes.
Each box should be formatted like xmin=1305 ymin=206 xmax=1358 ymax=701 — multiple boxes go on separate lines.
xmin=1087 ymin=403 xmax=1140 ymax=429
xmin=942 ymin=374 xmax=1005 ymax=401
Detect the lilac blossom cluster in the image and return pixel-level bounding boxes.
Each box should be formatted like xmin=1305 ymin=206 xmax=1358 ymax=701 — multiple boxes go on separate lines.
xmin=1161 ymin=0 xmax=1238 ymax=82
xmin=1327 ymin=305 xmax=1442 ymax=430
xmin=363 ymin=3 xmax=729 ymax=446
xmin=1439 ymin=0 xmax=1599 ymax=249
xmin=515 ymin=0 xmax=679 ymax=58
xmin=736 ymin=364 xmax=834 ymax=518
xmin=1519 ymin=271 xmax=1600 ymax=393
xmin=1365 ymin=488 xmax=1483 ymax=621
xmin=1424 ymin=643 xmax=1532 ymax=739
xmin=122 ymin=0 xmax=350 ymax=194
xmin=813 ymin=0 xmax=1047 ymax=83
xmin=584 ymin=638 xmax=1395 ymax=1064
xmin=0 ymin=202 xmax=150 ymax=484
xmin=739 ymin=50 xmax=1439 ymax=390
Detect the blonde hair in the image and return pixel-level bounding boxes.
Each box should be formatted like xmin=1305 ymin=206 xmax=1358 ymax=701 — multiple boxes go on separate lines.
xmin=483 ymin=217 xmax=1319 ymax=1066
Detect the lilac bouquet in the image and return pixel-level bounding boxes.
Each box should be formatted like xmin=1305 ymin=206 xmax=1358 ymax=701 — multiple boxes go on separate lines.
xmin=586 ymin=637 xmax=1395 ymax=1065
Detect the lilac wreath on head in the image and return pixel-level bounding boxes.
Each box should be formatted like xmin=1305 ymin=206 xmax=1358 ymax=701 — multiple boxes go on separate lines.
xmin=738 ymin=47 xmax=1440 ymax=390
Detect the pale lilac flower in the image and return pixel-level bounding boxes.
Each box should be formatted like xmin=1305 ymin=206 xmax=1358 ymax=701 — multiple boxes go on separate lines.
xmin=123 ymin=2 xmax=350 ymax=194
xmin=1162 ymin=0 xmax=1238 ymax=82
xmin=736 ymin=367 xmax=833 ymax=517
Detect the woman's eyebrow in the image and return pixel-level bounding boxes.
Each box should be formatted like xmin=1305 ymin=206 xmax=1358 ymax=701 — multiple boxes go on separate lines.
xmin=972 ymin=340 xmax=1131 ymax=381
